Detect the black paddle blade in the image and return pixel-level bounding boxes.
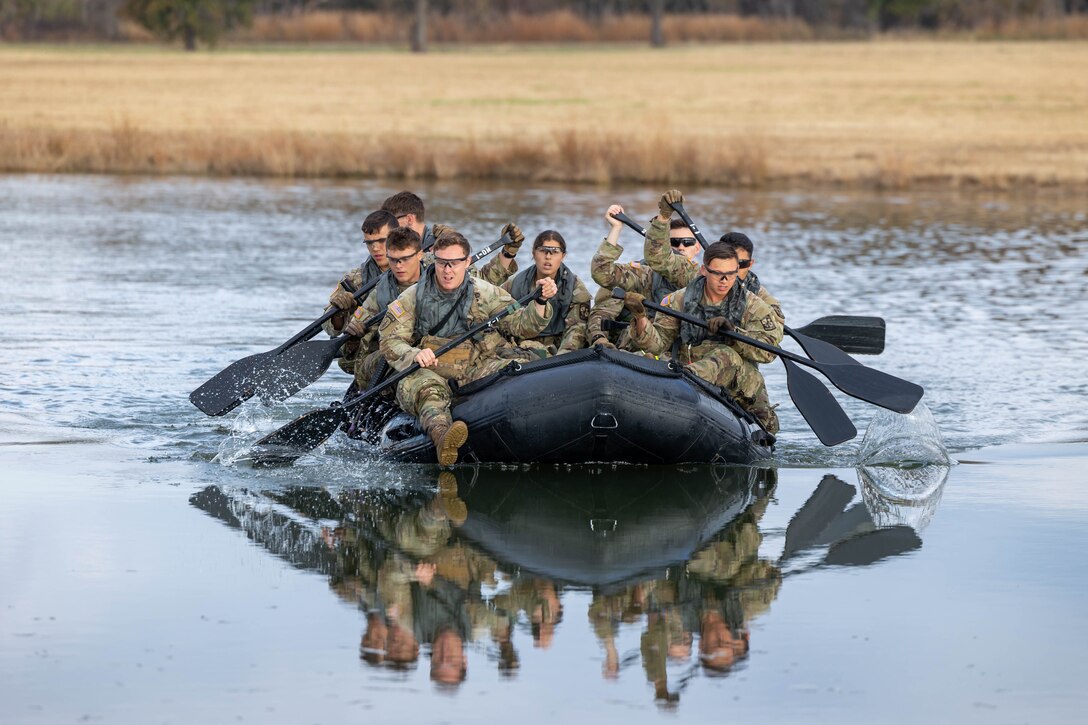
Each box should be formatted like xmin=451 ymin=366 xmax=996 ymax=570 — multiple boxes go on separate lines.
xmin=189 ymin=337 xmax=347 ymax=416
xmin=793 ymin=316 xmax=885 ymax=355
xmin=786 ymin=326 xmax=861 ymax=367
xmin=823 ymin=525 xmax=921 ymax=566
xmin=252 ymin=404 xmax=348 ymax=456
xmin=816 ymin=361 xmax=924 ymax=415
xmin=783 ymin=358 xmax=857 ymax=446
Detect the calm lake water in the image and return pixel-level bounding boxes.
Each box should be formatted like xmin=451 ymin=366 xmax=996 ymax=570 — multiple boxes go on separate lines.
xmin=1 ymin=175 xmax=1086 ymax=723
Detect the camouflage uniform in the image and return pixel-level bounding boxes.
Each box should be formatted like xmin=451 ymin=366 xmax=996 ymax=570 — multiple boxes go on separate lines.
xmin=501 ymin=264 xmax=592 ymax=354
xmin=587 ymin=235 xmax=698 ymax=348
xmin=642 ymin=217 xmax=702 ymax=289
xmin=629 ymin=277 xmax=784 ymax=434
xmin=742 ymin=271 xmax=785 ymax=323
xmin=379 ymin=273 xmax=552 ymax=437
xmin=321 ymin=238 xmax=514 ymax=376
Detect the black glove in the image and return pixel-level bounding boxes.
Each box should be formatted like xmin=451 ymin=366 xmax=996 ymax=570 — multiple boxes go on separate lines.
xmin=501 ymin=223 xmax=524 ymax=256
xmin=707 ymin=316 xmax=735 ymax=335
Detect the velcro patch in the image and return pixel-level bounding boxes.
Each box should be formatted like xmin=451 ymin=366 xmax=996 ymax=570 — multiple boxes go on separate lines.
xmin=389 ymin=301 xmax=406 ymax=318
xmin=761 ymin=316 xmax=776 ymax=331
xmin=579 ymin=302 xmax=590 ymax=321
xmin=661 ymin=294 xmax=673 ymax=306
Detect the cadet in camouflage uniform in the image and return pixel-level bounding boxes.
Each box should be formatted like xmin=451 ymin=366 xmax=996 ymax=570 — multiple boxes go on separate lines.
xmin=720 ymin=231 xmax=785 ymax=323
xmin=379 ymin=232 xmax=557 ymax=465
xmin=501 ymin=229 xmax=592 ymax=355
xmin=588 ymin=204 xmax=701 ymax=349
xmin=343 ymin=227 xmax=428 ymax=389
xmin=626 ymin=211 xmax=784 ymax=434
xmin=323 ymin=209 xmax=399 ymax=373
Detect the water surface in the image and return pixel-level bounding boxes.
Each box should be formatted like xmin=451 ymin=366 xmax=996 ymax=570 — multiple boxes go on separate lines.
xmin=1 ymin=175 xmax=1086 ymax=723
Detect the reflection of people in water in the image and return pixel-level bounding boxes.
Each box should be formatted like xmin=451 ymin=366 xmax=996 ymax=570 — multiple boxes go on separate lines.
xmin=193 ymin=461 xmax=938 ymax=707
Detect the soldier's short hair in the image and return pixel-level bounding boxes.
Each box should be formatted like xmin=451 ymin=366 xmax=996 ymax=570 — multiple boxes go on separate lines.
xmin=703 ymin=241 xmax=739 ymax=268
xmin=719 ymin=232 xmax=754 ymax=256
xmin=386 ymin=227 xmax=422 ymax=253
xmin=533 ymin=230 xmax=566 ymax=253
xmin=669 ymin=219 xmax=689 ymax=231
xmin=433 ymin=232 xmax=471 ymax=257
xmin=361 ymin=209 xmax=398 ymax=235
xmin=381 ymin=191 xmax=426 ymax=223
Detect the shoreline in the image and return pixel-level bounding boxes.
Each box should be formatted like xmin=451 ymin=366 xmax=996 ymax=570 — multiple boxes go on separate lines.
xmin=4 ymin=125 xmax=1086 ymax=192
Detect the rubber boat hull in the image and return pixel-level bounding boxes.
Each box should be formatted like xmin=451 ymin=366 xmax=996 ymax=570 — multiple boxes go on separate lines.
xmin=372 ymin=347 xmax=774 ymax=465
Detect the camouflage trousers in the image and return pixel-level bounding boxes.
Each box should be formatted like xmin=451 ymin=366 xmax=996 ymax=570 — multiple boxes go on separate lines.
xmin=687 ymin=346 xmax=780 ymax=435
xmin=353 ymin=349 xmax=387 ymax=390
xmin=395 ymin=348 xmax=542 ymax=434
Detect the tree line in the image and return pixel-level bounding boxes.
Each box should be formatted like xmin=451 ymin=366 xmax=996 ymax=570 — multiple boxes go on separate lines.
xmin=2 ymin=0 xmax=1086 ymax=49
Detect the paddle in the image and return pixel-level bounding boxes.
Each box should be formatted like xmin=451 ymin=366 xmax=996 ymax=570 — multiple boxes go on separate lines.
xmin=251 ymin=287 xmax=543 ymax=463
xmin=613 ymin=288 xmax=922 ymax=415
xmin=189 ymin=233 xmax=509 ymax=417
xmin=612 ymin=209 xmax=885 ymax=359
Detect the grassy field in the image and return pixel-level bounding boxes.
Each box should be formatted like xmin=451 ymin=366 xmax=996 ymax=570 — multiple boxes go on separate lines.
xmin=1 ymin=42 xmax=1086 ymax=188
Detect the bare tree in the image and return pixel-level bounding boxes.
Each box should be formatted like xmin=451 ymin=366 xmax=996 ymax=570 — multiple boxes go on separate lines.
xmin=411 ymin=0 xmax=426 ymax=52
xmin=650 ymin=0 xmax=664 ymax=46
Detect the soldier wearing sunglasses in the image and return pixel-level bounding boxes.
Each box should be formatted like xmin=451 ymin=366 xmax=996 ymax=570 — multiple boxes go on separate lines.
xmin=588 ymin=204 xmax=701 ymax=349
xmin=625 ymin=232 xmax=784 ymax=436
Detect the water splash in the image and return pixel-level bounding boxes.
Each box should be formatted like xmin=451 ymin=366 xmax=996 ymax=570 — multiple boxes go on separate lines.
xmin=857 ymin=403 xmax=951 ymax=467
xmin=858 ymin=464 xmax=949 ymax=532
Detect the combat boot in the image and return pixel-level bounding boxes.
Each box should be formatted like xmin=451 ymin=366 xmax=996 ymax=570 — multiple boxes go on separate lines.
xmin=428 ymin=419 xmax=469 ymax=467
xmin=745 ymin=388 xmax=780 ymax=436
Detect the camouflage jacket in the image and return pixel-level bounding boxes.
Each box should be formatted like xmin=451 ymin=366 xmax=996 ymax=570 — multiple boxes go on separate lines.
xmin=379 ymin=277 xmax=553 ymax=372
xmin=642 ymin=217 xmax=701 ymax=289
xmin=501 ymin=265 xmax=592 ymax=353
xmin=631 ymin=285 xmax=783 ymax=366
xmin=742 ymin=272 xmax=785 ymax=323
xmin=321 ymin=227 xmax=513 ymax=337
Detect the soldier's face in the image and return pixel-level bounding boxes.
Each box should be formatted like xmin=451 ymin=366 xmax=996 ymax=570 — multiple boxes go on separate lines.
xmin=735 ymin=248 xmax=753 ymax=280
xmin=533 ymin=244 xmax=565 ymax=278
xmin=364 ymin=224 xmax=392 ymax=269
xmin=388 ymin=247 xmax=422 ymax=285
xmin=702 ymin=259 xmax=740 ymax=300
xmin=670 ymin=227 xmax=701 ymax=260
xmin=430 ymin=629 xmax=466 ymax=685
xmin=434 ymin=250 xmax=469 ymax=291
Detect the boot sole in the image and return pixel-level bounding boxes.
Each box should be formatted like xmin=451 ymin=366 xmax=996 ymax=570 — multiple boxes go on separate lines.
xmin=437 ymin=421 xmax=468 ymax=466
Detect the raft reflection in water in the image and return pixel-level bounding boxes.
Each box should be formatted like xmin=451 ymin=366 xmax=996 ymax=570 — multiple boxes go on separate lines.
xmin=189 ymin=462 xmax=948 ymax=703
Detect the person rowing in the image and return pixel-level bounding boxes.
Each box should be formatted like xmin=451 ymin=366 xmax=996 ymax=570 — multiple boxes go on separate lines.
xmin=721 ymin=231 xmax=785 ymax=323
xmin=501 ymin=230 xmax=592 ymax=356
xmin=588 ymin=203 xmax=701 ymax=349
xmin=624 ymin=192 xmax=784 ymax=434
xmin=323 ymin=209 xmax=400 ymax=375
xmin=378 ymin=230 xmax=558 ymax=465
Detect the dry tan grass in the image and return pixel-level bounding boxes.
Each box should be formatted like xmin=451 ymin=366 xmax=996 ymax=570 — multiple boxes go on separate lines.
xmin=1 ymin=42 xmax=1086 ymax=188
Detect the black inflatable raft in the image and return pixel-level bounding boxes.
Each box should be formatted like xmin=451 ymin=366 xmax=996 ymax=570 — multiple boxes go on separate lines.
xmin=360 ymin=347 xmax=774 ymax=465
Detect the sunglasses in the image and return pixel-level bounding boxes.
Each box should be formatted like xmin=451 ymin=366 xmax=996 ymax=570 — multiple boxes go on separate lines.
xmin=705 ymin=268 xmax=739 ymax=282
xmin=388 ymin=251 xmax=420 ymax=266
xmin=365 ymin=236 xmax=388 ymax=246
xmin=737 ymin=259 xmax=752 ymax=269
xmin=670 ymin=237 xmax=698 ymax=248
xmin=535 ymin=246 xmax=564 ymax=256
xmin=434 ymin=255 xmax=469 ymax=269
